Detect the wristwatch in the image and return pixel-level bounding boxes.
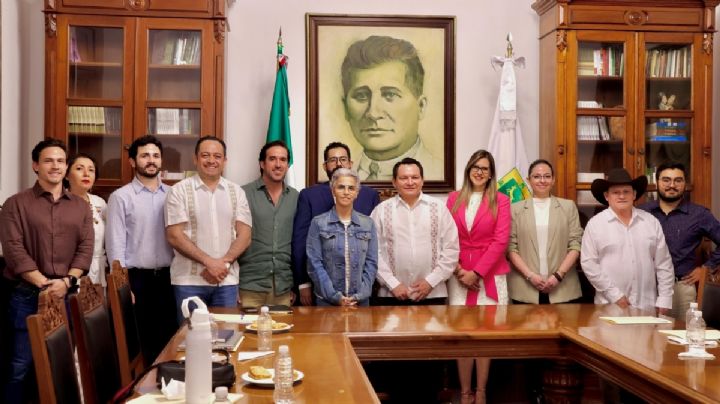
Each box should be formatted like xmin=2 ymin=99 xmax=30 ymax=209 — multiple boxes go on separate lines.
xmin=67 ymin=275 xmax=79 ymax=291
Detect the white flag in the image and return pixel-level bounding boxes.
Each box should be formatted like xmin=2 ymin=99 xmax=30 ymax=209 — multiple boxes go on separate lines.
xmin=487 ymin=55 xmax=531 ymax=203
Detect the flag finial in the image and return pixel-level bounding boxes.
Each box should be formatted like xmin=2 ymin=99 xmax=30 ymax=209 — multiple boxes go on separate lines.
xmin=506 ymin=32 xmax=513 ymax=58
xmin=277 ymin=27 xmax=284 ymax=55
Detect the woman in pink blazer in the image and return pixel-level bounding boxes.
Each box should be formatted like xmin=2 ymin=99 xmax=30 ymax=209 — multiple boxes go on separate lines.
xmin=446 ymin=149 xmax=511 ymax=404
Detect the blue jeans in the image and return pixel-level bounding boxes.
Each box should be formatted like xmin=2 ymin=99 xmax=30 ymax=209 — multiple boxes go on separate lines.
xmin=173 ymin=285 xmax=238 ymax=324
xmin=4 ymin=284 xmax=40 ymax=404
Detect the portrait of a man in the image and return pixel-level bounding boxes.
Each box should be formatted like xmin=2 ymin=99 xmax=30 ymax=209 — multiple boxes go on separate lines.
xmin=308 ymin=15 xmax=455 ymax=189
xmin=341 ymin=35 xmax=442 ymax=181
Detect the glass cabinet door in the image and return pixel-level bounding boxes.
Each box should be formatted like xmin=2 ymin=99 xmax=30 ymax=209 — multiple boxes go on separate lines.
xmin=66 ymin=25 xmax=126 ymax=181
xmin=575 ymin=40 xmax=626 ymax=186
xmin=137 ymin=21 xmax=212 ymax=181
xmin=642 ymin=40 xmax=693 ymax=200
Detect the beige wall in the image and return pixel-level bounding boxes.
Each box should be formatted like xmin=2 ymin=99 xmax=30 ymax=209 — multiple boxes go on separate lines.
xmin=1 ymin=0 xmax=718 ymax=215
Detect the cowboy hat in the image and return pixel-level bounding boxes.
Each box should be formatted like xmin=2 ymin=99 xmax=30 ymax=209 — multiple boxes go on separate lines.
xmin=590 ymin=168 xmax=648 ymax=206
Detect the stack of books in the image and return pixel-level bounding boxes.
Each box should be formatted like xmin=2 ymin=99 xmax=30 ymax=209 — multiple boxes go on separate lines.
xmin=646 ymin=121 xmax=688 ymax=142
xmin=577 ymin=101 xmax=611 ymax=140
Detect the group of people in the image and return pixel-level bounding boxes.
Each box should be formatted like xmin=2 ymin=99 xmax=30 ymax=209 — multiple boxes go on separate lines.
xmin=1 ymin=134 xmax=719 ymax=404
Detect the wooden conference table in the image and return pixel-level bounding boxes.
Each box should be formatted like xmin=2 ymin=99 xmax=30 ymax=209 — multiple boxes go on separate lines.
xmin=138 ymin=304 xmax=720 ymax=403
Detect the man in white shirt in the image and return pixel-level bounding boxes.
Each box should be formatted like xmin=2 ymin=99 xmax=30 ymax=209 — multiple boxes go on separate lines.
xmin=371 ymin=157 xmax=459 ymax=305
xmin=581 ymin=168 xmax=674 ymax=314
xmin=165 ymin=137 xmax=252 ymax=321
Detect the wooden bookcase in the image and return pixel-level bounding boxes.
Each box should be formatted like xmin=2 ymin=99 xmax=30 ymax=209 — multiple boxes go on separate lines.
xmin=43 ymin=0 xmax=226 ymax=197
xmin=532 ymin=0 xmax=717 ymax=225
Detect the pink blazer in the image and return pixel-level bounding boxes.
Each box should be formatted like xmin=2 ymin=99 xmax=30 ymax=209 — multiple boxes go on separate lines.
xmin=446 ymin=191 xmax=511 ymax=303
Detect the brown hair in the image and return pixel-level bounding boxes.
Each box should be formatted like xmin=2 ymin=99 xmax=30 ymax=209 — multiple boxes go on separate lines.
xmin=451 ymin=150 xmax=499 ymax=218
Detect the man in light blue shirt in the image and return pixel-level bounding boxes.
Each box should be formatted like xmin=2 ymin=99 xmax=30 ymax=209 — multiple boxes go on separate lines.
xmin=105 ymin=135 xmax=176 ymax=365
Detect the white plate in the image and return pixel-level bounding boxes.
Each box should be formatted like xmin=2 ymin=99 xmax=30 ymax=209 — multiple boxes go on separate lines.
xmin=241 ymin=369 xmax=304 ymax=386
xmin=245 ymin=323 xmax=294 ymax=333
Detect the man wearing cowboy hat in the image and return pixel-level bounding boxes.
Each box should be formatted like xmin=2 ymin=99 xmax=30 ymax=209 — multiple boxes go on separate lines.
xmin=580 ymin=168 xmax=674 ymax=314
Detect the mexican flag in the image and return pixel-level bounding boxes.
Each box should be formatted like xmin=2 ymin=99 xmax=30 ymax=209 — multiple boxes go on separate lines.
xmin=488 ymin=55 xmax=531 ymax=203
xmin=267 ymin=31 xmax=293 ymax=165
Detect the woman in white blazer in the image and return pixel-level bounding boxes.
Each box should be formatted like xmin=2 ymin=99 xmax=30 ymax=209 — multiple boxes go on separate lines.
xmin=507 ymin=159 xmax=583 ymax=304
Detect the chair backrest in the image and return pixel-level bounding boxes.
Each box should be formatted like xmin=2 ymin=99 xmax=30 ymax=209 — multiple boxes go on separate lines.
xmin=27 ymin=290 xmax=82 ymax=404
xmin=107 ymin=260 xmax=144 ymax=386
xmin=69 ymin=277 xmax=121 ymax=404
xmin=699 ymin=268 xmax=720 ymax=329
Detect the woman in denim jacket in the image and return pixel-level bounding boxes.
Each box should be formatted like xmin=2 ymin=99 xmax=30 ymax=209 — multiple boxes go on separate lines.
xmin=306 ymin=168 xmax=378 ymax=306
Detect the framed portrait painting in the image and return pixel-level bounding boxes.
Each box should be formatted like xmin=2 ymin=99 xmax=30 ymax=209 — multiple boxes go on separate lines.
xmin=306 ymin=14 xmax=456 ymax=192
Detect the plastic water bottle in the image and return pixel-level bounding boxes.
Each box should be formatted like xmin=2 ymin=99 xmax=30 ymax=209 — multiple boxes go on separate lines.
xmin=210 ymin=314 xmax=219 ymax=343
xmin=181 ymin=297 xmax=212 ymax=404
xmin=273 ymin=345 xmax=294 ymax=403
xmin=685 ymin=301 xmax=699 ymax=327
xmin=257 ymin=306 xmax=272 ymax=351
xmin=213 ymin=386 xmax=230 ymax=402
xmin=686 ymin=310 xmax=706 ymax=353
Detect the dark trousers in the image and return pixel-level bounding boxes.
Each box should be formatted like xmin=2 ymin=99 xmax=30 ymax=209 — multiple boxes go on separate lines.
xmin=127 ymin=267 xmax=177 ymax=366
xmin=3 ymin=284 xmax=40 ymax=404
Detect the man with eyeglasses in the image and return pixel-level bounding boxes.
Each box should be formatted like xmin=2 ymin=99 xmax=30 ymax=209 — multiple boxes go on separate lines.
xmin=639 ymin=161 xmax=720 ymax=318
xmin=581 ymin=168 xmax=674 ymax=314
xmin=291 ymin=142 xmax=380 ymax=305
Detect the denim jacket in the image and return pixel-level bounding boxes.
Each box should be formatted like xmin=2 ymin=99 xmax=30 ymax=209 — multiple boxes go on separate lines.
xmin=306 ymin=208 xmax=378 ymax=305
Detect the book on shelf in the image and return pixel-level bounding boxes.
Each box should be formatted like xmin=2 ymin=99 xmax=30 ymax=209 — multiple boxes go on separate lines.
xmin=155 ymin=108 xmax=180 ymax=135
xmin=70 ymin=36 xmax=81 ymax=63
xmin=579 ymin=46 xmax=622 ymax=77
xmin=154 ymin=32 xmax=201 ymax=65
xmin=646 ymin=47 xmax=691 ymax=78
xmin=68 ymin=106 xmax=106 ymax=134
xmin=576 ymin=101 xmax=611 ymax=140
xmin=647 ymin=135 xmax=688 ymax=142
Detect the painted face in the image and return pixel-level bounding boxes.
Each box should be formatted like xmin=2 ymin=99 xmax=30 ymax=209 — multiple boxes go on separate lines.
xmin=528 ymin=163 xmax=555 ymax=198
xmin=344 ymin=61 xmax=426 ymax=161
xmin=260 ymin=145 xmax=289 ymax=183
xmin=66 ymin=157 xmax=96 ymax=194
xmin=656 ymin=168 xmax=686 ymax=203
xmin=332 ymin=175 xmax=359 ymax=210
xmin=33 ymin=146 xmax=67 ymax=187
xmin=323 ymin=147 xmax=352 ymax=178
xmin=131 ymin=144 xmax=162 ymax=178
xmin=605 ymin=185 xmax=636 ymax=212
xmin=392 ymin=163 xmax=424 ymax=203
xmin=194 ymin=139 xmax=226 ymax=179
xmin=469 ymin=157 xmax=492 ymax=192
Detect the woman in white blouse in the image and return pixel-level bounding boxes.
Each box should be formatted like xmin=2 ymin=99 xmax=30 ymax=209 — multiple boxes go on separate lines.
xmin=507 ymin=159 xmax=584 ymax=304
xmin=65 ymin=153 xmax=108 ymax=288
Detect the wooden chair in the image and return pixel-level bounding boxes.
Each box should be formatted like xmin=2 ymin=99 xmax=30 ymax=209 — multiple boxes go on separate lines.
xmin=107 ymin=260 xmax=144 ymax=386
xmin=696 ymin=238 xmax=715 ymax=306
xmin=26 ymin=290 xmax=82 ymax=404
xmin=69 ymin=277 xmax=121 ymax=403
xmin=698 ymin=266 xmax=720 ymax=329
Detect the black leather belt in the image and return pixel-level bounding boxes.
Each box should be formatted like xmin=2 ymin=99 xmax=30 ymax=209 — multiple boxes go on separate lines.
xmin=128 ymin=267 xmax=170 ymax=276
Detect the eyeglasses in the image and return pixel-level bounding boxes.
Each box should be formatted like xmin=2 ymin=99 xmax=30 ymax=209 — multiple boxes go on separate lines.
xmin=469 ymin=165 xmax=490 ymax=174
xmin=530 ymin=174 xmax=553 ymax=181
xmin=659 ymin=177 xmax=685 ymax=185
xmin=325 ymin=156 xmax=349 ymax=165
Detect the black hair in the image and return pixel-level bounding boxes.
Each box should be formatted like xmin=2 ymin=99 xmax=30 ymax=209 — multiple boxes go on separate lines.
xmin=64 ymin=153 xmax=99 ymax=190
xmin=195 ymin=136 xmax=226 ymax=156
xmin=32 ymin=139 xmax=67 ymax=163
xmin=259 ymin=140 xmax=290 ymax=162
xmin=128 ymin=135 xmax=163 ymax=160
xmin=392 ymin=157 xmax=424 ymax=179
xmin=655 ymin=161 xmax=687 ymax=182
xmin=528 ymin=159 xmax=554 ymax=177
xmin=323 ymin=142 xmax=351 ymax=162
